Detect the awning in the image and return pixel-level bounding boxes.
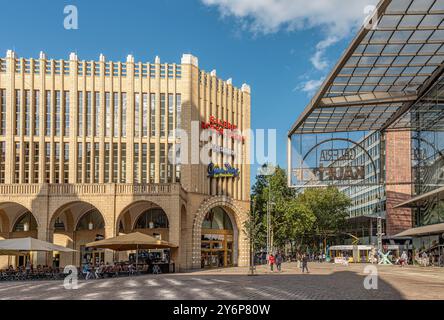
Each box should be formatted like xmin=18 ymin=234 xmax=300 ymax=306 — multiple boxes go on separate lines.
xmin=394 ymin=185 xmax=444 ymax=208
xmin=0 ymin=237 xmax=76 ymax=252
xmin=347 ymin=214 xmax=384 ymax=223
xmin=329 ymin=245 xmax=374 ymax=251
xmin=394 ymin=222 xmax=444 ymax=237
xmin=0 ymin=250 xmax=25 ymax=256
xmin=86 ymin=232 xmax=178 ymax=251
xmin=289 ymin=0 xmax=444 ymax=135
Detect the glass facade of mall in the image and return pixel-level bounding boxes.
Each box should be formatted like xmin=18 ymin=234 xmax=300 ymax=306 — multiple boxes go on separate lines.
xmin=288 ymin=0 xmax=444 ymax=262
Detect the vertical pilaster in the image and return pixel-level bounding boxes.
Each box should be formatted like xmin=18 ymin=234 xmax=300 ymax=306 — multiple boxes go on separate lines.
xmin=155 ymin=56 xmax=161 ymax=184
xmin=99 ymin=54 xmax=106 ymax=184
xmin=38 ymin=52 xmax=46 ymax=184
xmin=69 ymin=52 xmax=78 ymax=184
xmin=126 ymin=55 xmax=134 ymax=184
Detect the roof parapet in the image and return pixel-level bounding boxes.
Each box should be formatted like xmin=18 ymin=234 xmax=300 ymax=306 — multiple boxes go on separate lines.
xmin=242 ymin=83 xmax=251 ymax=94
xmin=181 ymin=54 xmax=198 ymax=67
xmin=6 ymin=50 xmax=16 ymax=59
xmin=69 ymin=52 xmax=78 ymax=61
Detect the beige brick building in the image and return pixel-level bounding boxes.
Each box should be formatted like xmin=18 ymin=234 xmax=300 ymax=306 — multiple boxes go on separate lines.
xmin=0 ymin=50 xmax=251 ymax=271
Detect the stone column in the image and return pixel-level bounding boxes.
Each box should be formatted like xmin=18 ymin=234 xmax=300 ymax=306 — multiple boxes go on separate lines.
xmin=33 ymin=185 xmax=50 ymax=265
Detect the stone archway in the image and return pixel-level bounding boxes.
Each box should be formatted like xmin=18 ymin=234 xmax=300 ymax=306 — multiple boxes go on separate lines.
xmin=116 ymin=200 xmax=171 ymax=240
xmin=0 ymin=210 xmax=8 ymax=235
xmin=0 ymin=202 xmax=39 ymax=237
xmin=192 ymin=196 xmax=249 ymax=269
xmin=180 ymin=204 xmax=188 ymax=268
xmin=0 ymin=202 xmax=39 ymax=268
xmin=49 ymin=201 xmax=108 ymax=268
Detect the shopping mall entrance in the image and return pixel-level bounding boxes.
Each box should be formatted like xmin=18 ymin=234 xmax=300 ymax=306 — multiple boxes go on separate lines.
xmin=201 ymin=207 xmax=234 ymax=269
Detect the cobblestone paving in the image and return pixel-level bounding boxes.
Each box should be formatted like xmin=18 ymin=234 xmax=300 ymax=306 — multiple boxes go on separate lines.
xmin=0 ymin=263 xmax=443 ymax=300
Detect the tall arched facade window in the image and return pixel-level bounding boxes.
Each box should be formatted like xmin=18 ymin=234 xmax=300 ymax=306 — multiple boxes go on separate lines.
xmin=135 ymin=208 xmax=169 ymax=229
xmin=76 ymin=210 xmax=105 ymax=231
xmin=201 ymin=207 xmax=234 ymax=269
xmin=13 ymin=212 xmax=37 ymax=232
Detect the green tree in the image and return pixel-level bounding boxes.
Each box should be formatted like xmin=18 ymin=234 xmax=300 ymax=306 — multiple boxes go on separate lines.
xmin=298 ymin=186 xmax=351 ymax=249
xmin=243 ymin=197 xmax=265 ymax=251
xmin=251 ymin=164 xmax=315 ymax=252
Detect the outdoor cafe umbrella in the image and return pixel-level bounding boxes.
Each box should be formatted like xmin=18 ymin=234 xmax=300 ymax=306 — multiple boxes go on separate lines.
xmin=85 ymin=232 xmax=178 ymax=267
xmin=0 ymin=237 xmax=76 ymax=253
xmin=0 ymin=250 xmax=24 ymax=256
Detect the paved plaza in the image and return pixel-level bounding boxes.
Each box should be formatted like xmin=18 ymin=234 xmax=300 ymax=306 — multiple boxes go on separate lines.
xmin=0 ymin=263 xmax=443 ymax=300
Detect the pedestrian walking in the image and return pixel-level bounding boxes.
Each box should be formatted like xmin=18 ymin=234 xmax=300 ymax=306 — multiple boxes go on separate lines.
xmin=276 ymin=252 xmax=283 ymax=272
xmin=268 ymin=254 xmax=276 ymax=272
xmin=400 ymin=251 xmax=408 ymax=267
xmin=25 ymin=259 xmax=31 ymax=276
xmin=85 ymin=262 xmax=95 ymax=280
xmin=301 ymin=254 xmax=309 ymax=273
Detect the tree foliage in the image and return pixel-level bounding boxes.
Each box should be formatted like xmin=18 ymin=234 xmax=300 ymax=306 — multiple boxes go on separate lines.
xmin=250 ymin=165 xmax=315 ymax=249
xmin=249 ymin=164 xmax=351 ymax=252
xmin=298 ymin=187 xmax=351 ymax=240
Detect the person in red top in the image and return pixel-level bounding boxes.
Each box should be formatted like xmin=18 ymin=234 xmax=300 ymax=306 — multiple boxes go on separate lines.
xmin=268 ymin=254 xmax=276 ymax=272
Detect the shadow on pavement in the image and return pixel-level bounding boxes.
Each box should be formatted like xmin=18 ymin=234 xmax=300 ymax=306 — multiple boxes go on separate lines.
xmin=0 ymin=268 xmax=406 ymax=300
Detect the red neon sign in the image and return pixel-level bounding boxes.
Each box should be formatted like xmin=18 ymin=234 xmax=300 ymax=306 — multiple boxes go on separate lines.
xmin=201 ymin=116 xmax=245 ymax=143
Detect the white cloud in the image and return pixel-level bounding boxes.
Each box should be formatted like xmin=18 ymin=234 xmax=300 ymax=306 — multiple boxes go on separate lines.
xmin=296 ymin=77 xmax=326 ymax=95
xmin=310 ymin=36 xmax=340 ymax=71
xmin=201 ymin=0 xmax=378 ymax=93
xmin=201 ymin=0 xmax=378 ymax=37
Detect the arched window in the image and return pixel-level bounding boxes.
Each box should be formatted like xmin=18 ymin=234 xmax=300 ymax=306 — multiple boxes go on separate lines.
xmin=76 ymin=209 xmax=105 ymax=231
xmin=54 ymin=216 xmax=66 ymax=231
xmin=13 ymin=212 xmax=38 ymax=232
xmin=135 ymin=208 xmax=169 ymax=229
xmin=202 ymin=207 xmax=233 ymax=230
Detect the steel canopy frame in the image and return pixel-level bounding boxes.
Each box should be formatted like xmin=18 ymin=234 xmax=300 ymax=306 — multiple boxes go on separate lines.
xmin=288 ymin=0 xmax=444 ymax=136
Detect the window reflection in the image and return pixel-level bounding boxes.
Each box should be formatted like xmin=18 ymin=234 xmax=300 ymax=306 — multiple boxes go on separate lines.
xmin=76 ymin=209 xmax=105 ymax=231
xmin=13 ymin=212 xmax=37 ymax=232
xmin=202 ymin=207 xmax=233 ymax=230
xmin=135 ymin=208 xmax=169 ymax=229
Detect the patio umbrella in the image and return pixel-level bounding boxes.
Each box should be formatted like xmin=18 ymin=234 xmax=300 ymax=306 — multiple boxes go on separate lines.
xmin=0 ymin=250 xmax=24 ymax=256
xmin=0 ymin=237 xmax=76 ymax=252
xmin=86 ymin=232 xmax=177 ymax=267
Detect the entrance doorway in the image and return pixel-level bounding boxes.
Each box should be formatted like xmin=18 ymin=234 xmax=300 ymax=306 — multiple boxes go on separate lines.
xmin=80 ymin=245 xmax=105 ymax=268
xmin=16 ymin=254 xmax=31 ymax=268
xmin=201 ymin=207 xmax=234 ymax=268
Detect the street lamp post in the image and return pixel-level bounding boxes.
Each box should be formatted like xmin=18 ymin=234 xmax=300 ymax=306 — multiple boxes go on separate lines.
xmin=267 ymin=190 xmax=271 ymax=257
xmin=249 ymin=198 xmax=256 ymax=276
xmin=259 ymin=163 xmax=275 ymax=260
xmin=376 ymin=196 xmax=383 ymax=253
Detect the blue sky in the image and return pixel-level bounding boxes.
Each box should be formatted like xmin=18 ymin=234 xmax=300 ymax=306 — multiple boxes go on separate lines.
xmin=0 ymin=0 xmax=377 ymax=181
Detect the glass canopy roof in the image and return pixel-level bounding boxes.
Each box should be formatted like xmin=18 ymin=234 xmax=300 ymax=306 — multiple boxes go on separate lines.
xmin=392 ymin=74 xmax=444 ymax=130
xmin=289 ymin=0 xmax=444 ymax=135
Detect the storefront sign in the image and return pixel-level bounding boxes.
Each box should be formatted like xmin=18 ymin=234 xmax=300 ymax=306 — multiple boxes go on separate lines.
xmin=320 ymin=148 xmax=356 ymax=162
xmin=312 ymin=164 xmax=365 ymax=181
xmin=201 ymin=115 xmax=245 ymax=143
xmin=315 ymin=148 xmax=364 ymax=181
xmin=208 ymin=163 xmax=240 ymax=178
xmin=210 ymin=144 xmax=236 ymax=157
xmin=334 ymin=257 xmax=347 ymax=264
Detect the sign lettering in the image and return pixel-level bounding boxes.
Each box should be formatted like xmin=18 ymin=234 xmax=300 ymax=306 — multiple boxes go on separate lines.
xmin=208 ymin=163 xmax=240 ymax=178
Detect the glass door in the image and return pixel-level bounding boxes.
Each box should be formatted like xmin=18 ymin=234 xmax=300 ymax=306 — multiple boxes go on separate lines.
xmin=201 ymin=232 xmax=234 ymax=268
